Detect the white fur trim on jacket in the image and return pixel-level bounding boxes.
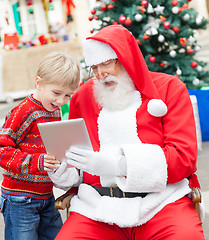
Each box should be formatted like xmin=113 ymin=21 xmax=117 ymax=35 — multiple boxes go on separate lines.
xmin=97 ymin=91 xmax=142 ymax=186
xmin=83 ymin=39 xmax=118 ymax=67
xmin=116 ymin=143 xmax=167 ymax=193
xmin=147 ymin=99 xmax=167 ymax=117
xmin=69 ymin=180 xmax=191 ymax=227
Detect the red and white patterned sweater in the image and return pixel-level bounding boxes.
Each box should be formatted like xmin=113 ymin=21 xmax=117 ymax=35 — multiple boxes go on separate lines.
xmin=0 ymin=95 xmax=61 ymax=199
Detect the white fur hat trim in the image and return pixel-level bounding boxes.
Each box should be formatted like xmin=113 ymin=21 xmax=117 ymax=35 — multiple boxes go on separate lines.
xmin=147 ymin=99 xmax=167 ymax=117
xmin=83 ymin=39 xmax=117 ymax=67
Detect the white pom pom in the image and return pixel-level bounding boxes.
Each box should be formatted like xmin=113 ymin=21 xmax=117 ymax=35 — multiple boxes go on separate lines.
xmin=147 ymin=99 xmax=167 ymax=117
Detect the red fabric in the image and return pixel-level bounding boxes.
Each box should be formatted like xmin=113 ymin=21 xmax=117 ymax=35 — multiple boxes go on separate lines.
xmin=69 ymin=25 xmax=198 ymax=187
xmin=55 ymin=197 xmax=204 ymax=240
xmin=188 ymin=174 xmax=201 ymax=188
xmin=66 ymin=187 xmax=78 ymax=195
xmin=0 ymin=95 xmax=61 ymax=199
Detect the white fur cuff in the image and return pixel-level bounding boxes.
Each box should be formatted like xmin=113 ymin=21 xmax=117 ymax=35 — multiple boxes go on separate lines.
xmin=116 ymin=143 xmax=168 ymax=192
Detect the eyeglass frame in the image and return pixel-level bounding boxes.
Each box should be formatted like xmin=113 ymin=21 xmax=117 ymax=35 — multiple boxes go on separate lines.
xmin=88 ymin=59 xmax=118 ymax=78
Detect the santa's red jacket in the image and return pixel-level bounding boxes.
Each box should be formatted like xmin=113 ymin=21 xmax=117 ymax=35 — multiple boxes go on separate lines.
xmin=67 ymin=25 xmax=199 ymax=227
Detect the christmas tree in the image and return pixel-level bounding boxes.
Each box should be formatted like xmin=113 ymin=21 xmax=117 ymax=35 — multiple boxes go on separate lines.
xmin=86 ymin=0 xmax=209 ymax=89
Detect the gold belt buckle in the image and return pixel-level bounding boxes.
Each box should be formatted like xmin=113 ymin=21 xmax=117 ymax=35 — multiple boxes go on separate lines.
xmin=110 ymin=185 xmax=126 ymax=198
xmin=110 ymin=185 xmax=117 ymax=197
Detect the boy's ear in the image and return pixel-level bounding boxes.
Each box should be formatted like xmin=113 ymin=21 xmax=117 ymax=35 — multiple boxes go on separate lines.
xmin=35 ymin=76 xmax=41 ymax=89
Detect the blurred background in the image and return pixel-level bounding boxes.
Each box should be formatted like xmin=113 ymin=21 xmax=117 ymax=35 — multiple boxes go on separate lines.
xmin=0 ymin=0 xmax=94 ymax=102
xmin=0 ymin=0 xmax=208 ymax=103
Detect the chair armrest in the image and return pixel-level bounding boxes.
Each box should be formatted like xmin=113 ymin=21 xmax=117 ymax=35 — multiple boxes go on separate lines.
xmin=187 ymin=187 xmax=202 ymax=221
xmin=55 ymin=192 xmax=75 ymax=210
xmin=190 ymin=187 xmax=201 ymax=203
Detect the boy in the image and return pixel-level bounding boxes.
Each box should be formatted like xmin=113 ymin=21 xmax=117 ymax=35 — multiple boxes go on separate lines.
xmin=0 ymin=51 xmax=80 ymax=240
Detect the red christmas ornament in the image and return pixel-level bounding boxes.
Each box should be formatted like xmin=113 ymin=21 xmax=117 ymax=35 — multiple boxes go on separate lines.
xmin=172 ymin=26 xmax=180 ymax=33
xmin=101 ymin=4 xmax=107 ymax=11
xmin=111 ymin=0 xmax=117 ymax=1
xmin=125 ymin=18 xmax=132 ymax=26
xmin=91 ymin=9 xmax=96 ymax=14
xmin=137 ymin=6 xmax=146 ymax=13
xmin=187 ymin=48 xmax=194 ymax=54
xmin=80 ymin=81 xmax=84 ymax=86
xmin=171 ymin=0 xmax=178 ymax=6
xmin=191 ymin=61 xmax=198 ymax=68
xmin=160 ymin=16 xmax=167 ymax=22
xmin=178 ymin=7 xmax=183 ymax=13
xmin=90 ymin=29 xmax=94 ymax=33
xmin=187 ymin=0 xmax=192 ymax=1
xmin=160 ymin=62 xmax=165 ymax=67
xmin=88 ymin=16 xmax=93 ymax=21
xmin=119 ymin=15 xmax=126 ymax=24
xmin=107 ymin=4 xmax=114 ymax=10
xmin=163 ymin=21 xmax=171 ymax=29
xmin=141 ymin=0 xmax=148 ymax=7
xmin=180 ymin=38 xmax=186 ymax=46
xmin=183 ymin=3 xmax=189 ymax=8
xmin=149 ymin=56 xmax=156 ymax=63
xmin=112 ymin=21 xmax=118 ymax=25
xmin=94 ymin=16 xmax=98 ymax=20
xmin=143 ymin=34 xmax=150 ymax=40
xmin=136 ymin=39 xmax=142 ymax=45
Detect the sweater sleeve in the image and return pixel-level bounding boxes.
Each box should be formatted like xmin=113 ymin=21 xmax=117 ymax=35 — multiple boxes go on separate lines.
xmin=0 ymin=107 xmax=45 ymax=175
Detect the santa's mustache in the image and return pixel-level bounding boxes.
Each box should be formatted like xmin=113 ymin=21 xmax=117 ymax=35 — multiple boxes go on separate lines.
xmin=99 ymin=75 xmax=118 ymax=84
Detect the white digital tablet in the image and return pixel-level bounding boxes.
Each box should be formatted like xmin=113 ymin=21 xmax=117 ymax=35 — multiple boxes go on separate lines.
xmin=38 ymin=118 xmax=92 ymax=162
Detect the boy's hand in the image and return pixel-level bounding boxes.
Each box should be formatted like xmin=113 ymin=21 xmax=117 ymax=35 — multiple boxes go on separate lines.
xmin=44 ymin=154 xmax=60 ymax=172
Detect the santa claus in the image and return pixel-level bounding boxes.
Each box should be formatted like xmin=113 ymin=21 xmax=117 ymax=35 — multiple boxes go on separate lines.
xmin=51 ymin=25 xmax=205 ymax=239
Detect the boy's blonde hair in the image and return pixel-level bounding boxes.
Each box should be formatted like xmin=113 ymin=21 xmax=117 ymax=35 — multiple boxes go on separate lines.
xmin=36 ymin=51 xmax=80 ymax=89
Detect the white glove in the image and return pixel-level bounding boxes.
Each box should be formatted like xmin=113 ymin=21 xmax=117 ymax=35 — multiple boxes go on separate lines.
xmin=48 ymin=162 xmax=80 ymax=190
xmin=66 ymin=146 xmax=127 ymax=177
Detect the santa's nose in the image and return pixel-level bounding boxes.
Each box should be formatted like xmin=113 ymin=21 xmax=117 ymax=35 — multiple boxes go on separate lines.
xmin=96 ymin=67 xmax=107 ymax=80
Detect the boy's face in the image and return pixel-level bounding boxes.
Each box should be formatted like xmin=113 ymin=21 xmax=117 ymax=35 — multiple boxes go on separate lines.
xmin=35 ymin=77 xmax=76 ymax=112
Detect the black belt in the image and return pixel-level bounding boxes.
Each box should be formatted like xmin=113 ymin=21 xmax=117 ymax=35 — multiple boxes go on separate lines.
xmin=92 ymin=185 xmax=148 ymax=198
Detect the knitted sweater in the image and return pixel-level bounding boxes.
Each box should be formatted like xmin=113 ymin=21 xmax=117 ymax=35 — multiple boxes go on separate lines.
xmin=0 ymin=95 xmax=61 ymax=199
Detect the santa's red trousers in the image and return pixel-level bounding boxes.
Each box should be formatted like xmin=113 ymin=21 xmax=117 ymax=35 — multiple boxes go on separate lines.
xmin=55 ymin=197 xmax=205 ymax=240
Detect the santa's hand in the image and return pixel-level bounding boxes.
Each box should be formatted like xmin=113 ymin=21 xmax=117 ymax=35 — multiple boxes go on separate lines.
xmin=48 ymin=162 xmax=79 ymax=190
xmin=66 ymin=146 xmax=126 ymax=176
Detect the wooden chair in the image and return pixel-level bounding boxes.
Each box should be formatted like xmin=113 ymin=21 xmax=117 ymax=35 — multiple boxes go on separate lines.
xmin=190 ymin=187 xmax=202 ymax=221
xmin=55 ymin=191 xmax=75 ymax=218
xmin=55 ymin=187 xmax=202 ymax=220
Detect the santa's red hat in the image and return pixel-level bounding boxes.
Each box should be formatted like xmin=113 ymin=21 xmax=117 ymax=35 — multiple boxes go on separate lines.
xmin=83 ymin=25 xmax=167 ymax=117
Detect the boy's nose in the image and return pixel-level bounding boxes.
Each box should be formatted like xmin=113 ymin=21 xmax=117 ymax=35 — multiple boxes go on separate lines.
xmin=56 ymin=97 xmax=65 ymax=105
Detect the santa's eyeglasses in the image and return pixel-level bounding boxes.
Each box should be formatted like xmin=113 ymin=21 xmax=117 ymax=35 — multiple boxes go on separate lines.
xmin=89 ymin=59 xmax=118 ymax=78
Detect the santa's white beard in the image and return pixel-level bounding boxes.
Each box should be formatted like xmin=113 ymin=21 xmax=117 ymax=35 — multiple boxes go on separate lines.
xmin=93 ymin=68 xmax=136 ymax=110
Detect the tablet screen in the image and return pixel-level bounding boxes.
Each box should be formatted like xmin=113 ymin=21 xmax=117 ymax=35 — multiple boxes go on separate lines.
xmin=38 ymin=118 xmax=92 ymax=162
